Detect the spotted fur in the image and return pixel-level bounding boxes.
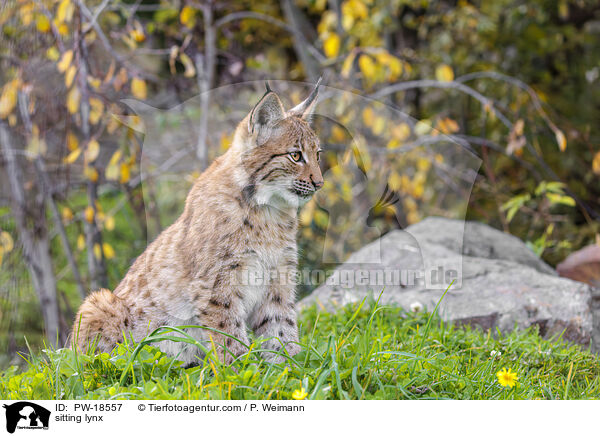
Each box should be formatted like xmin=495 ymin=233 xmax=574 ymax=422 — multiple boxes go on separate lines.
xmin=71 ymin=83 xmax=323 ymax=365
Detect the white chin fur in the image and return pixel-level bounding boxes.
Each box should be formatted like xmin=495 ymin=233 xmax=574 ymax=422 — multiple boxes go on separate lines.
xmin=254 ymin=183 xmax=309 ymax=210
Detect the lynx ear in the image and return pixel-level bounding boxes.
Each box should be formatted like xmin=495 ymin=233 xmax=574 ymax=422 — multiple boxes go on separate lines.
xmin=288 ymin=77 xmax=322 ymax=121
xmin=248 ymin=89 xmax=285 ymax=138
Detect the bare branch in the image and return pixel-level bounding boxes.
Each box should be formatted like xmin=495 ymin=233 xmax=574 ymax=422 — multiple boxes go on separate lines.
xmin=215 ymin=10 xmax=326 ymax=66
xmin=369 ymin=79 xmax=513 ymax=129
xmin=75 ymin=0 xmax=157 ymax=81
xmin=17 ymin=92 xmax=88 ymax=300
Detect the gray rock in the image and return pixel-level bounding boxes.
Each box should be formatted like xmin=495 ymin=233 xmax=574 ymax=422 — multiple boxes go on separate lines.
xmin=300 ymin=217 xmax=594 ymax=347
xmin=591 ymin=287 xmax=600 ymax=351
xmin=408 ymin=217 xmax=557 ymax=275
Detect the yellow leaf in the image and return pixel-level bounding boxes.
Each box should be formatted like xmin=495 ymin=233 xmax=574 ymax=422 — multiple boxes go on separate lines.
xmin=341 ymin=13 xmax=354 ymax=31
xmin=388 ymin=171 xmax=402 ymax=191
xmin=546 ymin=192 xmax=575 ymax=206
xmin=0 ymin=231 xmax=14 ymax=252
xmin=414 ymin=120 xmax=432 ymax=136
xmin=105 ymin=215 xmax=115 ymax=231
xmin=84 ymin=139 xmax=100 ymax=163
xmin=57 ymin=50 xmax=73 ymax=73
xmin=514 ymin=119 xmax=525 ymax=136
xmin=376 ymin=51 xmax=404 ymax=80
xmin=57 ymin=0 xmax=74 ymax=23
xmin=113 ymin=67 xmax=128 ymax=92
xmin=55 ymin=21 xmax=69 ymax=36
xmin=169 ymin=46 xmax=179 ymax=74
xmin=558 ymin=0 xmax=569 ymax=20
xmin=323 ymin=33 xmax=341 ymax=58
xmin=63 ymin=147 xmax=81 ymax=164
xmin=93 ymin=243 xmax=101 ymax=260
xmin=87 ymin=76 xmax=101 ymax=90
xmin=341 ymin=52 xmax=356 ymax=78
xmin=392 ymin=123 xmax=411 ymax=142
xmin=20 ymin=4 xmax=34 ymax=26
xmin=131 ymin=21 xmax=145 ymax=42
xmin=77 ymin=234 xmax=85 ymax=251
xmin=388 ymin=57 xmax=403 ymax=80
xmin=0 ymin=246 xmax=3 ymax=267
xmin=46 ymin=47 xmax=60 ymax=61
xmin=372 ymin=116 xmax=385 ymax=135
xmin=36 ymin=14 xmax=51 ymax=33
xmin=386 ymin=139 xmax=400 ymax=149
xmin=435 ymin=64 xmax=454 ymax=82
xmin=593 ymin=151 xmax=600 ymax=175
xmin=0 ymin=80 xmax=18 ymax=119
xmin=26 ymin=135 xmax=47 ymax=158
xmin=84 ymin=206 xmax=95 ymax=223
xmin=66 ymin=87 xmax=80 ymax=114
xmin=84 ymin=165 xmax=98 ymax=182
xmin=417 ymin=157 xmax=432 ymax=172
xmin=219 ymin=132 xmax=232 ymax=151
xmin=88 ymin=97 xmax=104 ymax=125
xmin=109 ymin=150 xmax=122 ymax=166
xmin=555 ymin=129 xmax=567 ymax=152
xmin=331 ymin=125 xmax=347 ymax=142
xmin=362 ymin=107 xmax=375 ymax=127
xmin=358 ymin=54 xmax=376 ymax=79
xmin=119 ymin=162 xmax=130 ymax=184
xmin=61 ymin=207 xmax=73 ymax=222
xmin=299 ymin=201 xmax=315 ymax=226
xmin=343 ymin=0 xmax=368 ymax=19
xmin=65 ymin=65 xmax=77 ymax=88
xmin=67 ymin=132 xmax=78 ymax=151
xmin=180 ymin=6 xmax=196 ymax=28
xmin=437 ymin=117 xmax=459 ymax=134
xmin=314 ymin=209 xmax=328 ymax=229
xmin=102 ymin=243 xmax=115 ymax=259
xmin=131 ymin=77 xmax=147 ymax=100
xmin=106 ymin=151 xmax=122 ymax=181
xmin=179 ymin=53 xmax=196 ymax=78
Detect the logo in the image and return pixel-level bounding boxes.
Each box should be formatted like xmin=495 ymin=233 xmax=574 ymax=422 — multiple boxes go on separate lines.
xmin=2 ymin=402 xmax=50 ymax=433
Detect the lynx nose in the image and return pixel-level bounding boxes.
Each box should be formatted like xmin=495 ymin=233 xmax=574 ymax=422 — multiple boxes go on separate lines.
xmin=311 ymin=176 xmax=324 ymax=190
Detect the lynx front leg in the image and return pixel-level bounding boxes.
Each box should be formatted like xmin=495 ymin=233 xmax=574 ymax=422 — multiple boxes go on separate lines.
xmin=198 ymin=279 xmax=250 ymax=365
xmin=251 ymin=268 xmax=300 ymax=363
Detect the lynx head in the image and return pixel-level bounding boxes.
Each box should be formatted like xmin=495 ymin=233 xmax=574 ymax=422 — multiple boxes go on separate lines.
xmin=237 ymin=79 xmax=324 ymax=208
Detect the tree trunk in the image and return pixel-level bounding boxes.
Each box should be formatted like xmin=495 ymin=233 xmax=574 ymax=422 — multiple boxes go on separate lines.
xmin=280 ymin=0 xmax=321 ymax=81
xmin=0 ymin=122 xmax=63 ymax=346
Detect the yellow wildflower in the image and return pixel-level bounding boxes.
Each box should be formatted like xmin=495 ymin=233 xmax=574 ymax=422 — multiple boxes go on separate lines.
xmin=497 ymin=367 xmax=518 ymax=388
xmin=292 ymin=387 xmax=308 ymax=400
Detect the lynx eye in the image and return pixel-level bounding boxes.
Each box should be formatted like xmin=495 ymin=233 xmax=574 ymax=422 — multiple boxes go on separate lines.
xmin=290 ymin=151 xmax=302 ymax=162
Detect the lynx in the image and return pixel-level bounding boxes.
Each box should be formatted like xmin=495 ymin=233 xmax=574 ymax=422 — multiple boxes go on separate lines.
xmin=71 ymin=80 xmax=324 ymax=365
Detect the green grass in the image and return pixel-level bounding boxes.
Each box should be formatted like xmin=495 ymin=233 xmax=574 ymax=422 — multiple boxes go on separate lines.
xmin=1 ymin=299 xmax=599 ymax=400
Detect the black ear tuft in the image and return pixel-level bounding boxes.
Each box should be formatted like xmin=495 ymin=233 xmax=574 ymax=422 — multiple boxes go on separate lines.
xmin=288 ymin=77 xmax=322 ymax=121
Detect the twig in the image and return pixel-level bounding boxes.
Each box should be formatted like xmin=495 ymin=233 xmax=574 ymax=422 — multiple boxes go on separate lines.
xmin=75 ymin=9 xmax=108 ymax=290
xmin=369 ymin=79 xmax=513 ymax=129
xmin=455 ymin=71 xmax=561 ymax=135
xmin=33 ymin=0 xmax=66 ymax=53
xmin=194 ymin=2 xmax=217 ymax=169
xmin=82 ymin=0 xmax=111 ymax=33
xmin=17 ymin=92 xmax=87 ymax=300
xmin=75 ymin=0 xmax=156 ymax=81
xmin=370 ymin=78 xmax=600 ymax=220
xmin=215 ymin=10 xmax=326 ymax=66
